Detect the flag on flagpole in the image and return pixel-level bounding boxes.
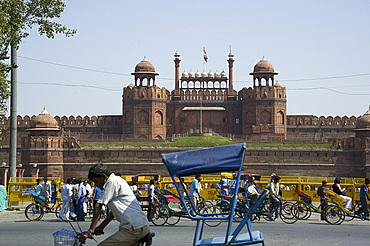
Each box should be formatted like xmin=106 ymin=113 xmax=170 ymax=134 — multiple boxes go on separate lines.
xmin=203 ymin=47 xmax=208 ymax=63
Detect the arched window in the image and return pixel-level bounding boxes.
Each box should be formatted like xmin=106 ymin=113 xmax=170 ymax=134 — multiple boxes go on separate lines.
xmin=137 ymin=110 xmax=149 ymax=124
xmin=260 ymin=110 xmax=271 ymax=124
xmin=277 ymin=111 xmax=284 ymax=125
xmin=154 ymin=111 xmax=163 ymax=125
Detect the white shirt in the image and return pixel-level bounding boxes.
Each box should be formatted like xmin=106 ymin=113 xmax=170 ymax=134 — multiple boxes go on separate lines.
xmin=247 ymin=184 xmax=258 ymax=195
xmin=98 ymin=174 xmax=149 ymax=230
xmin=85 ymin=183 xmax=92 ymax=197
xmin=270 ymin=182 xmax=279 ymax=196
xmin=61 ymin=183 xmax=73 ymax=200
xmin=42 ymin=181 xmax=52 ymax=199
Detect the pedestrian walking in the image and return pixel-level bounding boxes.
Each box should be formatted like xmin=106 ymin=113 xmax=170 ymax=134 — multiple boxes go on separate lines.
xmin=356 ymin=178 xmax=370 ymax=220
xmin=147 ymin=179 xmax=155 ymax=221
xmin=76 ymin=178 xmax=86 ymax=221
xmin=317 ymin=180 xmax=328 ymax=220
xmin=41 ymin=177 xmax=52 ymax=204
xmin=51 ymin=180 xmax=57 ymax=203
xmin=189 ymin=174 xmax=202 ymax=215
xmin=58 ymin=179 xmax=73 ymax=221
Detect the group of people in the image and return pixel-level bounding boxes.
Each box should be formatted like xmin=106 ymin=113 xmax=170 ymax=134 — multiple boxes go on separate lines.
xmin=55 ymin=178 xmax=102 ymax=222
xmin=31 ymin=168 xmax=370 ymax=245
xmin=31 ymin=167 xmax=152 ymax=245
xmin=33 ymin=177 xmax=57 ymax=204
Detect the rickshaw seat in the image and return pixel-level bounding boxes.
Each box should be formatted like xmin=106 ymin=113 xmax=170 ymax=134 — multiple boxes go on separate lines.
xmin=195 ymin=231 xmax=264 ymax=246
xmin=161 ymin=143 xmax=266 ymax=246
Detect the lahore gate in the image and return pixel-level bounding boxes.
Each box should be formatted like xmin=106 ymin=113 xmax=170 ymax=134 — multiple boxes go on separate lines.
xmin=0 ymin=52 xmax=369 ymax=182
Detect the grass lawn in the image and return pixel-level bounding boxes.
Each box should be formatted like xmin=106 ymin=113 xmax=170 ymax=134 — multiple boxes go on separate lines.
xmin=79 ymin=136 xmax=332 ymax=149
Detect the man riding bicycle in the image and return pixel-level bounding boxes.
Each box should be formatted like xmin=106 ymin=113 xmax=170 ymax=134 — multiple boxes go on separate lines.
xmin=80 ymin=164 xmax=150 ymax=245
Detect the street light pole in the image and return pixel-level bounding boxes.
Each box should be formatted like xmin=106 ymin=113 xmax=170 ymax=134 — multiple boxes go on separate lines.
xmin=8 ymin=45 xmax=17 ymax=180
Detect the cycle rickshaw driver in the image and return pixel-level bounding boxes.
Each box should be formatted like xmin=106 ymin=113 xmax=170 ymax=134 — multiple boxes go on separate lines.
xmin=80 ymin=164 xmax=150 ymax=245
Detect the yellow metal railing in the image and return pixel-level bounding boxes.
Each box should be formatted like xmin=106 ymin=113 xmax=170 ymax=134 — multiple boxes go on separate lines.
xmin=7 ymin=177 xmax=61 ymax=209
xmin=6 ymin=175 xmax=366 ymax=209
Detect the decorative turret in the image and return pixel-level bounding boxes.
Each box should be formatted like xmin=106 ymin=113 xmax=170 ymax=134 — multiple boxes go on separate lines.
xmin=249 ymin=57 xmax=278 ymax=87
xmin=131 ymin=57 xmax=159 ymax=87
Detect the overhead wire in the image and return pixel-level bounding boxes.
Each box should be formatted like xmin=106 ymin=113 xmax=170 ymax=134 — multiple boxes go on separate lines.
xmin=17 ymin=55 xmax=370 ymax=95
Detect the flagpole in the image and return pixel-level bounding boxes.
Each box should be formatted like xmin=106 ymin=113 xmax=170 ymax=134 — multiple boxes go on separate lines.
xmin=200 ymin=81 xmax=202 ymax=134
xmin=200 ymin=47 xmax=209 ymax=134
xmin=201 ymin=47 xmax=207 ymax=134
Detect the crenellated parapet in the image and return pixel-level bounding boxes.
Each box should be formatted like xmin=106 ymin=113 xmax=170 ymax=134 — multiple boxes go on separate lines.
xmin=238 ymin=83 xmax=286 ymax=101
xmin=8 ymin=115 xmax=100 ymax=128
xmin=123 ymin=84 xmax=170 ymax=101
xmin=287 ymin=115 xmax=357 ymax=127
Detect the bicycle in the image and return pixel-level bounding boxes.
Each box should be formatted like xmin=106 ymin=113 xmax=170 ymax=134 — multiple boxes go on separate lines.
xmin=320 ymin=188 xmax=367 ymax=225
xmin=25 ymin=189 xmax=62 ymax=221
xmin=249 ymin=194 xmax=299 ymax=224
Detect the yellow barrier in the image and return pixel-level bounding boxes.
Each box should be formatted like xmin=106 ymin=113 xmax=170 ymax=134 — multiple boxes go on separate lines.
xmin=7 ymin=175 xmax=367 ymax=208
xmin=7 ymin=177 xmax=61 ymax=209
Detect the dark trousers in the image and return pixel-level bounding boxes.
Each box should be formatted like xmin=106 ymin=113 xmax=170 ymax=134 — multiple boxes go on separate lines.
xmin=147 ymin=199 xmax=153 ymax=220
xmin=76 ymin=198 xmax=85 ymax=221
xmin=269 ymin=196 xmax=280 ymax=213
xmin=320 ymin=198 xmax=328 ymax=220
xmin=359 ymin=197 xmax=369 ymax=218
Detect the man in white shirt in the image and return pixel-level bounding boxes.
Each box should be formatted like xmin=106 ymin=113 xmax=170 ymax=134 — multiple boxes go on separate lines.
xmin=58 ymin=178 xmax=72 ymax=221
xmin=268 ymin=175 xmax=281 ymax=220
xmin=80 ymin=164 xmax=150 ymax=245
xmin=41 ymin=177 xmax=52 ymax=204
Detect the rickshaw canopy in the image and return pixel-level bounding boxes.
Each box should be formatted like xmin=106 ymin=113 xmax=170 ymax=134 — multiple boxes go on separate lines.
xmin=162 ymin=143 xmax=246 ymax=177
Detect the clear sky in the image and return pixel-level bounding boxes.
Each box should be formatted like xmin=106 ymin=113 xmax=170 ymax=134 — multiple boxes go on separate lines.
xmin=9 ymin=0 xmax=370 ymax=118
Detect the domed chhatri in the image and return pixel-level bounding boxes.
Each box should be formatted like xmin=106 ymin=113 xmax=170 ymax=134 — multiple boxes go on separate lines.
xmin=31 ymin=107 xmax=59 ymax=129
xmin=356 ymin=106 xmax=370 ymax=130
xmin=253 ymin=57 xmax=275 ymax=73
xmin=182 ymin=70 xmax=188 ymax=78
xmin=134 ymin=57 xmax=156 ymax=73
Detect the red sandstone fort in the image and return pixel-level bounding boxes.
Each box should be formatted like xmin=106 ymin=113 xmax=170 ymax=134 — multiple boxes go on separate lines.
xmin=0 ymin=52 xmax=369 ymax=182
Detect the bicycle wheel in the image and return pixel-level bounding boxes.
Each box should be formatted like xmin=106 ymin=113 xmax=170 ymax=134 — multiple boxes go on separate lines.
xmin=197 ymin=200 xmax=213 ymax=213
xmin=54 ymin=203 xmax=62 ymax=218
xmin=297 ymin=202 xmax=311 ymax=220
xmin=25 ymin=203 xmax=44 ymax=221
xmin=166 ymin=211 xmax=181 ymax=226
xmin=261 ymin=204 xmax=275 ymax=221
xmin=324 ymin=205 xmax=345 ymax=225
xmin=217 ymin=200 xmax=230 ymax=213
xmin=343 ymin=209 xmax=355 ymax=222
xmin=151 ymin=204 xmax=168 ymax=226
xmin=204 ymin=205 xmax=222 ymax=227
xmin=233 ymin=202 xmax=248 ymax=222
xmin=279 ymin=202 xmax=299 ymax=224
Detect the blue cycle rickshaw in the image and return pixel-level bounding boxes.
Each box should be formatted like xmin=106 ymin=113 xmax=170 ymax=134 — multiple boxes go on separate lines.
xmin=161 ymin=143 xmax=268 ymax=246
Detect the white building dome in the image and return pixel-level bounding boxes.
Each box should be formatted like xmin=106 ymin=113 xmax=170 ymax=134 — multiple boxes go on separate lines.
xmin=221 ymin=70 xmax=227 ymax=78
xmin=208 ymin=70 xmax=214 ymax=78
xmin=182 ymin=70 xmax=188 ymax=78
xmin=201 ymin=70 xmax=207 ymax=77
xmin=189 ymin=70 xmax=195 ymax=78
xmin=195 ymin=70 xmax=201 ymax=78
xmin=214 ymin=70 xmax=220 ymax=78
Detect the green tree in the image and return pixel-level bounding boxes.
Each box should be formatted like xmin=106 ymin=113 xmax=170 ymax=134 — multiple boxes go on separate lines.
xmin=0 ymin=0 xmax=76 ymax=112
xmin=0 ymin=0 xmax=76 ymax=133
